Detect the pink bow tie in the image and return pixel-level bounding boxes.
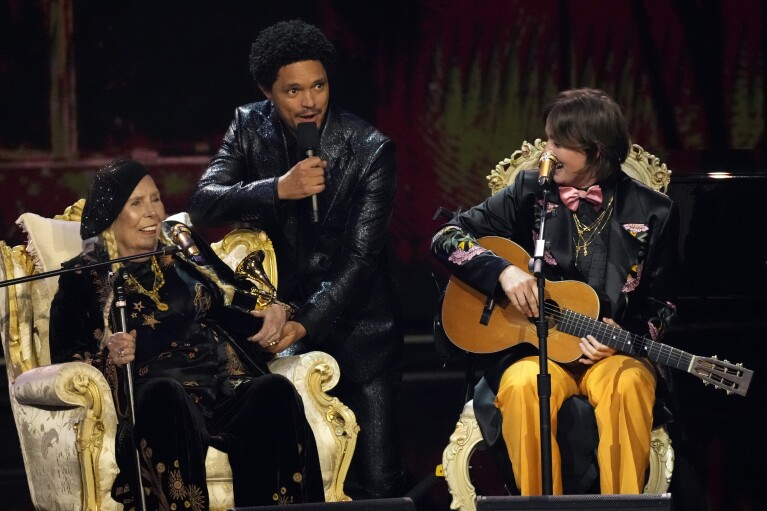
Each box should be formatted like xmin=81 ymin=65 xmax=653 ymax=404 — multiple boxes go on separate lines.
xmin=559 ymin=185 xmax=603 ymax=211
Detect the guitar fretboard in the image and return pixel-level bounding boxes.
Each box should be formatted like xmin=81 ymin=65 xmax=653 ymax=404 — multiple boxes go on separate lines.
xmin=558 ymin=309 xmax=694 ymax=371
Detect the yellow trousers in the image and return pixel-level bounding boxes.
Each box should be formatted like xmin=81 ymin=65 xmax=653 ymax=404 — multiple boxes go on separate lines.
xmin=495 ymin=355 xmax=656 ymax=495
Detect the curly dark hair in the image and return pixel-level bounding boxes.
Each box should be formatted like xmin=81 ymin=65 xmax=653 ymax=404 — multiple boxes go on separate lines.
xmin=249 ymin=19 xmax=337 ymax=90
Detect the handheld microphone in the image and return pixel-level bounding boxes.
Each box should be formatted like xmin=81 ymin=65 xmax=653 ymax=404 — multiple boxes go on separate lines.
xmin=296 ymin=122 xmax=322 ymax=223
xmin=167 ymin=222 xmax=206 ymax=264
xmin=537 ymin=152 xmax=559 ymax=187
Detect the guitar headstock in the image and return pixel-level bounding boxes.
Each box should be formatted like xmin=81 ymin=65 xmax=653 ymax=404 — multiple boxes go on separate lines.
xmin=691 ymin=355 xmax=754 ymax=397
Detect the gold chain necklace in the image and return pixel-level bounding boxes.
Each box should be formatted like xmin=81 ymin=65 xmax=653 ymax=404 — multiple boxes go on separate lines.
xmin=125 ymin=255 xmax=169 ymax=311
xmin=572 ymin=196 xmax=614 ymax=260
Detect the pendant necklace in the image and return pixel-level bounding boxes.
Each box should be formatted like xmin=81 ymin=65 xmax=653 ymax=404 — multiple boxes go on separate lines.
xmin=572 ymin=196 xmax=614 ymax=262
xmin=125 ymin=255 xmax=169 ymax=312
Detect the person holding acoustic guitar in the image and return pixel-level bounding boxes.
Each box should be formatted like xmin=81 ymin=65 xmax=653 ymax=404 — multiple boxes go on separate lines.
xmin=431 ymin=88 xmax=680 ymax=495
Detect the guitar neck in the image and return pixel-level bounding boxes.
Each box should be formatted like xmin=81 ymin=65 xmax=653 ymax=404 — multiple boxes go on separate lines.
xmin=558 ymin=309 xmax=695 ymax=372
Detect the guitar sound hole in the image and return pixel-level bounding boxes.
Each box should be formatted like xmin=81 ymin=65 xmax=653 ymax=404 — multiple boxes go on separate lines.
xmin=526 ymin=298 xmax=560 ymax=330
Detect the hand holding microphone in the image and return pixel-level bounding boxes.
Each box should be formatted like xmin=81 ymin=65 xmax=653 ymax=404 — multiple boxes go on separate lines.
xmin=287 ymin=122 xmax=324 ymax=223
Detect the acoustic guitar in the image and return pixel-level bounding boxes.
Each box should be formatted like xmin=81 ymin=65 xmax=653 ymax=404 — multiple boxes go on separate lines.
xmin=441 ymin=236 xmax=753 ymax=396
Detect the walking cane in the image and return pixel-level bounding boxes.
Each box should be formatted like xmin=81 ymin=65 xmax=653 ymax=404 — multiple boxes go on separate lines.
xmin=113 ymin=268 xmax=148 ymax=511
xmin=0 ymin=245 xmax=179 ymax=510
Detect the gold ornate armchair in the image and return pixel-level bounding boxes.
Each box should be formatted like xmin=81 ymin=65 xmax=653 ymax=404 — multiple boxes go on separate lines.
xmin=440 ymin=140 xmax=675 ymax=511
xmin=0 ymin=202 xmax=358 ymax=510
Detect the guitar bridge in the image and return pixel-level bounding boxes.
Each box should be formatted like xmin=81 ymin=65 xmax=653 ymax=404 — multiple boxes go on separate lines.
xmin=480 ymin=296 xmax=495 ymax=326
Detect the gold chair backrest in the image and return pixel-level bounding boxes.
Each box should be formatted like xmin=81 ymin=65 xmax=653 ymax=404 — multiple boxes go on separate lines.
xmin=486 ymin=138 xmax=672 ymax=196
xmin=211 ymin=228 xmax=279 ymax=290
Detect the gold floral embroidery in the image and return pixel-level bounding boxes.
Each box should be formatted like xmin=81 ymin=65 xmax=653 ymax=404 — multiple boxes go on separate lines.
xmin=92 ymin=271 xmax=112 ymax=305
xmin=134 ymin=441 xmax=170 ymax=510
xmin=186 ymin=484 xmax=205 ymax=511
xmin=193 ymin=283 xmax=212 ymax=313
xmin=224 ymin=342 xmax=246 ymax=375
xmin=104 ymin=363 xmax=123 ymax=417
xmin=168 ymin=470 xmax=186 ymax=500
xmin=273 ymin=487 xmax=294 ymax=505
xmin=138 ymin=448 xmax=209 ymax=511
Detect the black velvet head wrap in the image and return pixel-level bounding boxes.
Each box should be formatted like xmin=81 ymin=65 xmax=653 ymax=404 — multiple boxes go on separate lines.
xmin=80 ymin=159 xmax=149 ymax=240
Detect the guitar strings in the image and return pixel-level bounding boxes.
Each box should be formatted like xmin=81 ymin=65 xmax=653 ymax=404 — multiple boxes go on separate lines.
xmin=494 ymin=295 xmax=743 ymax=388
xmin=536 ymin=303 xmax=693 ymax=369
xmin=524 ymin=304 xmax=745 ymax=392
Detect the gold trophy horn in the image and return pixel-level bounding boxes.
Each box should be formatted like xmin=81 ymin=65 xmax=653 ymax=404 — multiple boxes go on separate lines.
xmin=235 ymin=250 xmax=278 ymax=310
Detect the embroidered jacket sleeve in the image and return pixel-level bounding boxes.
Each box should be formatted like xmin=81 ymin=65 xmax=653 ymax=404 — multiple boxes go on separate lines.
xmin=431 ymin=170 xmax=538 ymax=297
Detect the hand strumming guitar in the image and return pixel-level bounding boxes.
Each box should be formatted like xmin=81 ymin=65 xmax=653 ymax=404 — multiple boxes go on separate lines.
xmin=499 ymin=264 xmax=538 ymax=318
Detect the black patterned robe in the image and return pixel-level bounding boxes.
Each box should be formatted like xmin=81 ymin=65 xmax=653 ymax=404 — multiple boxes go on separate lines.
xmin=50 ymin=239 xmax=324 ymax=509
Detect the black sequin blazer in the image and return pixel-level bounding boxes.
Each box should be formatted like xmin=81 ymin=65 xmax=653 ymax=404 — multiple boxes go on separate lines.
xmin=189 ymin=101 xmax=403 ymax=382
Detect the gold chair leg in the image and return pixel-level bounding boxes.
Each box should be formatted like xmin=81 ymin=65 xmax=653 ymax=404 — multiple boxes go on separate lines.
xmin=644 ymin=425 xmax=674 ymax=494
xmin=442 ymin=400 xmax=484 ymax=511
xmin=307 ymin=362 xmax=358 ymax=502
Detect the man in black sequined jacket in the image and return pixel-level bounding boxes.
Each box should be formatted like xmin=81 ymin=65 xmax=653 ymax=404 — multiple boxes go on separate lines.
xmin=188 ymin=20 xmax=406 ymax=499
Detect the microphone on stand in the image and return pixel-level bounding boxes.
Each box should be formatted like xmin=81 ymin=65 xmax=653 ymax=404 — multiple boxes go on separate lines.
xmin=296 ymin=122 xmax=322 ymax=223
xmin=166 ymin=222 xmax=206 ymax=264
xmin=537 ymin=152 xmax=559 ymax=187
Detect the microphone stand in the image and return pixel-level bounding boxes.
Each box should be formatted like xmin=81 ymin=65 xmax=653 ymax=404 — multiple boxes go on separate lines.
xmin=529 ymin=183 xmax=554 ymax=496
xmin=0 ymin=245 xmax=178 ymax=289
xmin=0 ymin=245 xmax=178 ymax=511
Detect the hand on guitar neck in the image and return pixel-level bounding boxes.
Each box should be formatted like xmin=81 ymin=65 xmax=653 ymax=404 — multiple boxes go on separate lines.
xmin=441 ymin=236 xmax=754 ymax=396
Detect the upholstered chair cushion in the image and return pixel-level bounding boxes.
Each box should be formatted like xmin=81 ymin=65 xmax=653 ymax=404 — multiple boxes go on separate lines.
xmin=2 ymin=207 xmax=358 ymax=510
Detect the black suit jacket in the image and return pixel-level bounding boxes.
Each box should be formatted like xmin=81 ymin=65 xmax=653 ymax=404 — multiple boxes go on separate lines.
xmin=189 ymin=101 xmax=402 ymax=382
xmin=434 ymin=169 xmax=679 ymax=337
xmin=432 ymin=169 xmax=680 ymax=488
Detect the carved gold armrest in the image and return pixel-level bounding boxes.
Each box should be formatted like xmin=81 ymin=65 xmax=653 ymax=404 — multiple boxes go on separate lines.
xmin=268 ymin=351 xmax=358 ymax=502
xmin=13 ymin=362 xmax=118 ymax=511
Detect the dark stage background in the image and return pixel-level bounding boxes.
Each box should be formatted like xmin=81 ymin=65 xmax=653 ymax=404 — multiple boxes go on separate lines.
xmin=1 ymin=1 xmax=766 ymax=510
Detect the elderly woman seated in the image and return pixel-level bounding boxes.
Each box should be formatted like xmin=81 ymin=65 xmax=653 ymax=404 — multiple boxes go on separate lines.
xmin=49 ymin=159 xmax=325 ymax=509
